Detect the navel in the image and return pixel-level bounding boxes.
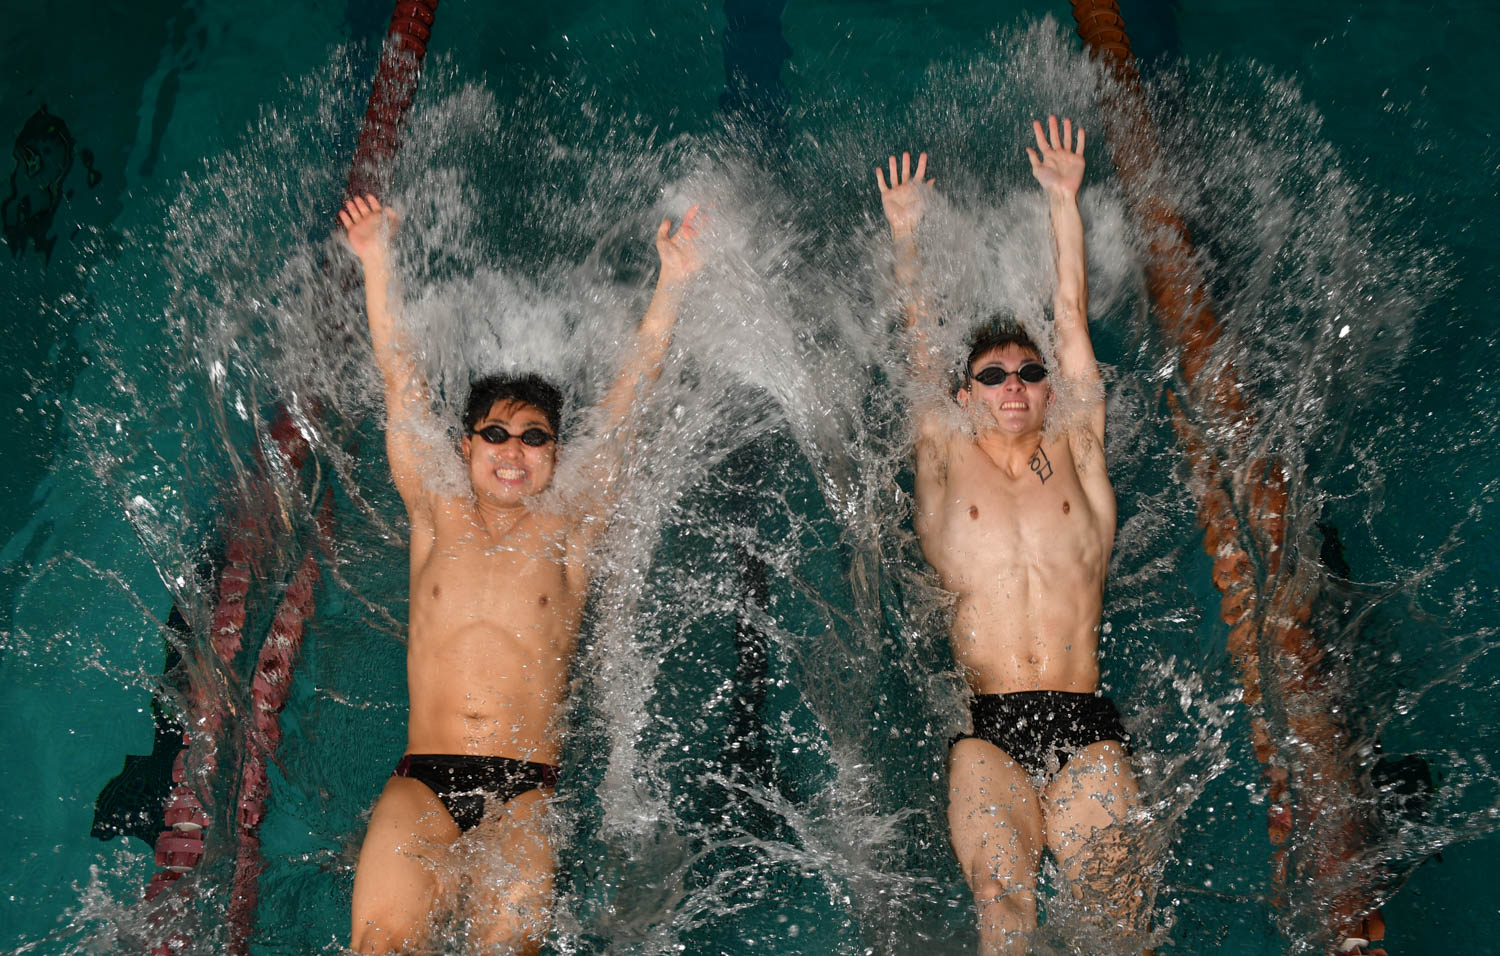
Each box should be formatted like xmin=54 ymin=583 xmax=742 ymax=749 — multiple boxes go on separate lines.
xmin=1062 ymin=500 xmax=1070 ymax=515
xmin=431 ymin=584 xmax=441 ymax=598
xmin=968 ymin=505 xmax=979 ymax=520
xmin=538 ymin=594 xmax=550 ymax=607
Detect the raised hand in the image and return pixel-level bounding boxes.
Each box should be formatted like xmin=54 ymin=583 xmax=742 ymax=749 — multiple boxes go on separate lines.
xmin=655 ymin=204 xmax=703 ymax=288
xmin=339 ymin=194 xmax=399 ymax=265
xmin=876 ymin=151 xmax=932 ymax=241
xmin=1026 ymin=115 xmax=1085 ymax=199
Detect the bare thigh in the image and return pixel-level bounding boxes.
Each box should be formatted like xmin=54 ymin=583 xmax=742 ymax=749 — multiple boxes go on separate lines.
xmin=350 ymin=775 xmax=462 ymax=953
xmin=1043 ymin=741 xmax=1147 ymax=932
xmin=948 ymin=738 xmax=1045 ymax=939
xmin=458 ymin=787 xmax=557 ymax=955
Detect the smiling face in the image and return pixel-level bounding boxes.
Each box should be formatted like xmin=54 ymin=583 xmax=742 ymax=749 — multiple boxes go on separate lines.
xmin=957 ymin=343 xmax=1051 ymax=434
xmin=460 ymin=399 xmax=558 ymax=506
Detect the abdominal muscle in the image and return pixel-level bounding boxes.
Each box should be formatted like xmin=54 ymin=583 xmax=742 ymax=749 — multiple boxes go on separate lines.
xmin=946 ymin=577 xmax=1103 ymax=694
xmin=922 ymin=483 xmax=1109 ymax=694
xmin=400 ymin=516 xmax=582 ymax=766
xmin=404 ymin=621 xmax=574 ymax=764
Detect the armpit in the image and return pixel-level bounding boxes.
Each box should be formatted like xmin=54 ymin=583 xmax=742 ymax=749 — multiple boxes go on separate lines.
xmin=1068 ymin=427 xmax=1106 ymax=475
xmin=916 ymin=432 xmax=949 ymax=484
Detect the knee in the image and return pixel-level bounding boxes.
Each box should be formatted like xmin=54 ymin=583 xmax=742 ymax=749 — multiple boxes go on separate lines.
xmin=472 ymin=881 xmax=552 ymax=952
xmin=970 ymin=875 xmax=1037 ymax=927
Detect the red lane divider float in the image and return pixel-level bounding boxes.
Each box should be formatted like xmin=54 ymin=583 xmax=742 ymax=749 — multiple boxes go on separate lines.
xmin=1066 ymin=1 xmax=1384 ymax=951
xmin=141 ymin=3 xmax=440 ymax=953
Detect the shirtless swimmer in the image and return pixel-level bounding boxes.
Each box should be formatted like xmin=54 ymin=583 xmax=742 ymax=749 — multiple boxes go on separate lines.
xmin=340 ymin=193 xmax=703 ymax=953
xmin=876 ymin=117 xmax=1149 ymax=952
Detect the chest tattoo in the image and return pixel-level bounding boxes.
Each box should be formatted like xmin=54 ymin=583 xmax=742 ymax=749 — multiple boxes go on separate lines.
xmin=1030 ymin=446 xmax=1054 ymax=484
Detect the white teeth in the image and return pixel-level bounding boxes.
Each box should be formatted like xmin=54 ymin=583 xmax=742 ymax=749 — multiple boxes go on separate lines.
xmin=496 ymin=467 xmax=525 ymax=480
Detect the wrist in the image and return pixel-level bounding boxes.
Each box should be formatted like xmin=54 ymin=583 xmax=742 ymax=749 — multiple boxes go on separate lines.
xmin=358 ymin=248 xmax=391 ymax=271
xmin=652 ymin=276 xmax=689 ymax=298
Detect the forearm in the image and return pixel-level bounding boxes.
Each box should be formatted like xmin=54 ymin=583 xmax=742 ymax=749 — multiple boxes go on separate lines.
xmin=595 ymin=282 xmax=683 ymax=430
xmin=890 ymin=230 xmax=939 ymax=376
xmin=1047 ymin=190 xmax=1094 ymax=377
xmin=1048 ymin=191 xmax=1088 ymax=328
xmin=633 ymin=282 xmax=683 ymax=379
xmin=358 ymin=253 xmax=426 ymax=408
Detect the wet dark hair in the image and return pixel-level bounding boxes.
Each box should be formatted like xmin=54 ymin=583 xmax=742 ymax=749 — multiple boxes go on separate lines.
xmin=462 ymin=373 xmax=564 ymax=437
xmin=965 ymin=320 xmax=1042 ymax=372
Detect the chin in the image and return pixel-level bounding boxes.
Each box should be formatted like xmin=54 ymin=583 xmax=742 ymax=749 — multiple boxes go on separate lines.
xmin=471 ymin=475 xmax=523 ymax=501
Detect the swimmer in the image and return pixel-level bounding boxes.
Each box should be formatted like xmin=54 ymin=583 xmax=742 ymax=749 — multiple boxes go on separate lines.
xmin=877 ymin=117 xmax=1148 ymax=951
xmin=340 ymin=193 xmax=702 ymax=953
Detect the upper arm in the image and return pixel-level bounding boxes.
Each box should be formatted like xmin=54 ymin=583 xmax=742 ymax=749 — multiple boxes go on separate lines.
xmin=1066 ymin=416 xmax=1108 ymax=485
xmin=382 ymin=383 xmax=444 ymax=534
xmin=913 ymin=412 xmax=950 ymax=501
xmin=353 ymin=239 xmax=444 ymax=533
xmin=1059 ymin=356 xmax=1106 ymax=452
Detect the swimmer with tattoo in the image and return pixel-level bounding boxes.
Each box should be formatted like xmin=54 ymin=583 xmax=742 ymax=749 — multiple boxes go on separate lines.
xmin=876 ymin=117 xmax=1149 ymax=951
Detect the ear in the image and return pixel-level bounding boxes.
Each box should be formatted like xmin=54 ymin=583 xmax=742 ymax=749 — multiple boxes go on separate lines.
xmin=956 ymin=385 xmax=972 ymax=409
xmin=460 ymin=433 xmax=473 ymax=462
xmin=1046 ymin=385 xmax=1056 ymax=407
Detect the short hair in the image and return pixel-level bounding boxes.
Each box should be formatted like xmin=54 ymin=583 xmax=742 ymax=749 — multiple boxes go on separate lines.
xmin=965 ymin=320 xmax=1043 ymax=372
xmin=462 ymin=373 xmax=564 ymax=436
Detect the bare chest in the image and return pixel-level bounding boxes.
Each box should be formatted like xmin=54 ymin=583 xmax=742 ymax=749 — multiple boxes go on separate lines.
xmin=920 ymin=440 xmax=1107 ymax=580
xmin=410 ymin=511 xmax=583 ymax=640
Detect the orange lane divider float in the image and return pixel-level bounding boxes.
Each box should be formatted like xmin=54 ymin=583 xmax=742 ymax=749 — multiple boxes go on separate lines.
xmin=141 ymin=3 xmax=440 ymax=954
xmin=1066 ymin=1 xmax=1385 ymax=952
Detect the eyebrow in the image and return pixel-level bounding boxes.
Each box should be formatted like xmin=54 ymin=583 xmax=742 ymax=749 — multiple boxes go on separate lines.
xmin=976 ymin=359 xmax=1041 ymax=369
xmin=480 ymin=414 xmax=548 ymax=427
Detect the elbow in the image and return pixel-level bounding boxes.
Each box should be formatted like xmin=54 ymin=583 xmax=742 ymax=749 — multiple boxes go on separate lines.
xmin=1054 ymin=293 xmax=1086 ymax=325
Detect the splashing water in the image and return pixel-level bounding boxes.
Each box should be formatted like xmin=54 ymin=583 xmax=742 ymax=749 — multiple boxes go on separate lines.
xmin=11 ymin=16 xmax=1497 ymax=956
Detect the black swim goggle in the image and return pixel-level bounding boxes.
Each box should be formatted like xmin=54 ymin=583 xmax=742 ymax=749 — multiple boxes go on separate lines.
xmin=470 ymin=424 xmax=556 ymax=447
xmin=971 ymin=362 xmax=1048 ymax=387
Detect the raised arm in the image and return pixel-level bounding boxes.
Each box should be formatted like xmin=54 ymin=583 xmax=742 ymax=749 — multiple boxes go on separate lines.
xmin=592 ymin=205 xmax=703 ymax=438
xmin=877 ymin=149 xmax=953 ymax=477
xmin=339 ymin=194 xmax=439 ymax=527
xmin=876 ymin=151 xmax=939 ymax=375
xmin=1027 ymin=116 xmax=1102 ymax=446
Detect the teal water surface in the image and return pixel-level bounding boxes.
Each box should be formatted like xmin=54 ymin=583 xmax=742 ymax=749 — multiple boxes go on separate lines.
xmin=2 ymin=1 xmax=1497 ymax=953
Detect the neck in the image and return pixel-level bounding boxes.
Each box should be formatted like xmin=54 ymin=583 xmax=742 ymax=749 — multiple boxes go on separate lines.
xmin=974 ymin=426 xmax=1043 ymax=474
xmin=473 ymin=496 xmax=530 ymax=535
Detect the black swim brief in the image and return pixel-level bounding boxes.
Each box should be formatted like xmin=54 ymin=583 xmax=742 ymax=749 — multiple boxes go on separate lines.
xmin=392 ymin=754 xmax=560 ymax=832
xmin=952 ymin=690 xmax=1131 ymax=779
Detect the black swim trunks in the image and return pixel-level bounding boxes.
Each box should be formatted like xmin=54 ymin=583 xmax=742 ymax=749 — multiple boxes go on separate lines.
xmin=392 ymin=754 xmax=560 ymax=832
xmin=953 ymin=690 xmax=1130 ymax=779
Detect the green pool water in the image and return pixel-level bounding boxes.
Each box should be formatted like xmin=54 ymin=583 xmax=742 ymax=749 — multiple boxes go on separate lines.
xmin=2 ymin=1 xmax=1497 ymax=953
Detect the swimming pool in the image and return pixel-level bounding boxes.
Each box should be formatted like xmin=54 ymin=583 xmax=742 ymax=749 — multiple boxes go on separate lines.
xmin=2 ymin=1 xmax=1497 ymax=953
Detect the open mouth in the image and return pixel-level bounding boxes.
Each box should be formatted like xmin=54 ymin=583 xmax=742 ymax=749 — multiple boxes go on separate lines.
xmin=495 ymin=466 xmax=527 ymax=482
xmin=999 ymin=401 xmax=1029 ymax=411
